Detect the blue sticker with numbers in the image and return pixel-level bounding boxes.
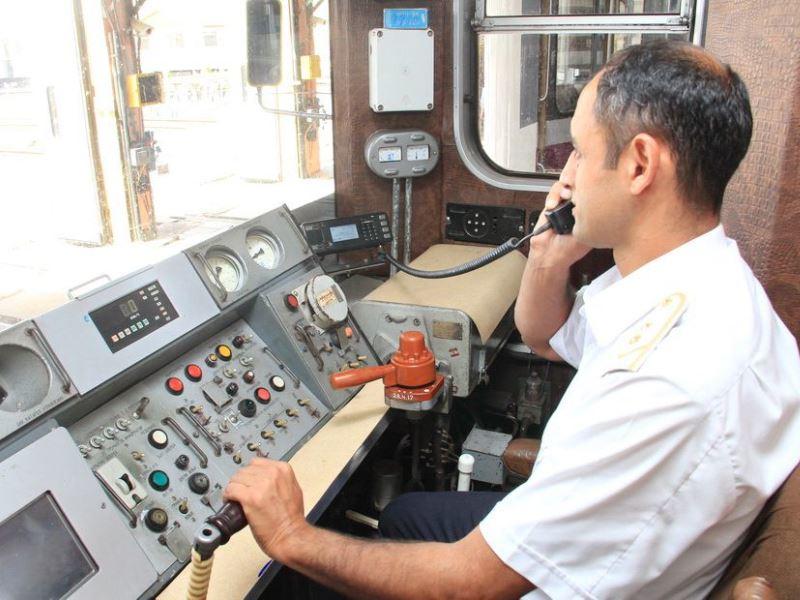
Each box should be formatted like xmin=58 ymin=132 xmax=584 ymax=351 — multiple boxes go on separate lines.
xmin=383 ymin=8 xmax=429 ymax=30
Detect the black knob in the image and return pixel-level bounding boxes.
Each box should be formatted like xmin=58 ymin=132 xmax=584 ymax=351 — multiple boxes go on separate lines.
xmin=238 ymin=399 xmax=257 ymax=418
xmin=175 ymin=454 xmax=190 ymax=470
xmin=144 ymin=507 xmax=169 ymax=533
xmin=232 ymin=335 xmax=245 ymax=348
xmin=243 ymin=370 xmax=255 ymax=384
xmin=226 ymin=382 xmax=239 ymax=396
xmin=188 ymin=472 xmax=210 ymax=495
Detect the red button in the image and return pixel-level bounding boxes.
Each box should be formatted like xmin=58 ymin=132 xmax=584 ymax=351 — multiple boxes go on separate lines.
xmin=255 ymin=387 xmax=271 ymax=404
xmin=166 ymin=377 xmax=184 ymax=395
xmin=344 ymin=326 xmax=353 ymax=338
xmin=285 ymin=294 xmax=299 ymax=310
xmin=185 ymin=364 xmax=202 ymax=382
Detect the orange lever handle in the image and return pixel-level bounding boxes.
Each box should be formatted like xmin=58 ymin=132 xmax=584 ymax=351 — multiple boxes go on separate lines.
xmin=330 ymin=364 xmax=395 ymax=389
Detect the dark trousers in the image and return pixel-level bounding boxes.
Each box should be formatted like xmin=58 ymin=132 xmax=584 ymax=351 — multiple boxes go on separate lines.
xmin=267 ymin=491 xmax=507 ymax=598
xmin=379 ymin=491 xmax=508 ymax=543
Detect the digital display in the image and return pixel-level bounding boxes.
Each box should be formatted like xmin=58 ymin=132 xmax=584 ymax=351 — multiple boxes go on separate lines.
xmin=378 ymin=147 xmax=402 ymax=163
xmin=89 ymin=280 xmax=179 ymax=353
xmin=407 ymin=144 xmax=430 ymax=161
xmin=0 ymin=493 xmax=97 ymax=599
xmin=330 ymin=223 xmax=360 ymax=243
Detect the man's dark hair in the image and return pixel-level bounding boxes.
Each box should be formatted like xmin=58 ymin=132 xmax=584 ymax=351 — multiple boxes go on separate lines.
xmin=595 ymin=40 xmax=753 ymax=213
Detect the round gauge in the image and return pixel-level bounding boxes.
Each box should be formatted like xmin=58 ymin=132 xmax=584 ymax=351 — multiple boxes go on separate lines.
xmin=204 ymin=250 xmax=243 ymax=292
xmin=246 ymin=231 xmax=281 ymax=270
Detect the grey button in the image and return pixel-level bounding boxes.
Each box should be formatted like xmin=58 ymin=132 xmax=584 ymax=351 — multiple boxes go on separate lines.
xmin=384 ymin=169 xmax=399 ymax=176
xmin=382 ymin=136 xmax=398 ymax=143
xmin=412 ymin=167 xmax=427 ymax=174
xmin=410 ymin=134 xmax=424 ymax=141
xmin=382 ymin=226 xmax=390 ymax=232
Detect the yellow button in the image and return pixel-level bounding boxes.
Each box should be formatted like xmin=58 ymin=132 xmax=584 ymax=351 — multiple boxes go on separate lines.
xmin=216 ymin=344 xmax=232 ymax=360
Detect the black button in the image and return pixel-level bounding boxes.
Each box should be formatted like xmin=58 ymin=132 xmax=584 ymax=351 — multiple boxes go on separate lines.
xmin=175 ymin=454 xmax=190 ymax=470
xmin=232 ymin=335 xmax=245 ymax=348
xmin=226 ymin=382 xmax=239 ymax=396
xmin=144 ymin=507 xmax=169 ymax=532
xmin=238 ymin=399 xmax=257 ymax=418
xmin=188 ymin=472 xmax=210 ymax=495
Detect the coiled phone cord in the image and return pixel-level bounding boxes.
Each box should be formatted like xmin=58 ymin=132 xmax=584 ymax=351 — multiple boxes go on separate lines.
xmin=379 ymin=201 xmax=574 ymax=280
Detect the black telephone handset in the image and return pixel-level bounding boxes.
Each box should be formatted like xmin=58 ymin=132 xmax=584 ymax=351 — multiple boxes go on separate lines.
xmin=544 ymin=201 xmax=575 ymax=234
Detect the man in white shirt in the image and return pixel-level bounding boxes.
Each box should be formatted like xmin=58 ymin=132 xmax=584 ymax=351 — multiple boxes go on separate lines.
xmin=224 ymin=40 xmax=800 ymax=599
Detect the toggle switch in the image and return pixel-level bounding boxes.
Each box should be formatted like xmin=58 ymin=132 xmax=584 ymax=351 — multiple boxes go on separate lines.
xmin=97 ymin=457 xmax=147 ymax=509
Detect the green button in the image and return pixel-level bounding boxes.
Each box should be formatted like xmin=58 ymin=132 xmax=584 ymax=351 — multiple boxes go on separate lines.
xmin=148 ymin=470 xmax=170 ymax=491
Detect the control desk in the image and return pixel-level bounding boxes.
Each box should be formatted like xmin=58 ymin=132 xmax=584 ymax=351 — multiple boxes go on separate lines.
xmin=0 ymin=205 xmax=379 ymax=599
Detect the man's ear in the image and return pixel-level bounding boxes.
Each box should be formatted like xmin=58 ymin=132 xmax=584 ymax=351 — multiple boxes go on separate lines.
xmin=620 ymin=133 xmax=662 ymax=197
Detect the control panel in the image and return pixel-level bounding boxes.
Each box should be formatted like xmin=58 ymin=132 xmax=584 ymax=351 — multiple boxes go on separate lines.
xmin=0 ymin=203 xmax=381 ymax=598
xmin=248 ymin=265 xmax=379 ymax=410
xmin=445 ymin=203 xmax=526 ymax=245
xmin=68 ymin=320 xmax=329 ymax=578
xmin=302 ymin=212 xmax=392 ymax=256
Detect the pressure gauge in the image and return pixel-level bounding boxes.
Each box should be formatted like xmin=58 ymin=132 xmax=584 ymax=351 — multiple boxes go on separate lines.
xmin=246 ymin=230 xmax=281 ymax=270
xmin=407 ymin=144 xmax=430 ymax=161
xmin=204 ymin=250 xmax=243 ymax=292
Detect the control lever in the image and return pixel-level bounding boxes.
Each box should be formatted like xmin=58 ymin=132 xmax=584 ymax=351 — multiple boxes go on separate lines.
xmin=187 ymin=502 xmax=247 ymax=599
xmin=330 ymin=331 xmax=445 ymax=411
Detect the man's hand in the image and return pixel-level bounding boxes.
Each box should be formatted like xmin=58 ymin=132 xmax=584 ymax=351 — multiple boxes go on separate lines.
xmin=530 ymin=152 xmax=591 ymax=269
xmin=223 ymin=458 xmax=307 ymax=561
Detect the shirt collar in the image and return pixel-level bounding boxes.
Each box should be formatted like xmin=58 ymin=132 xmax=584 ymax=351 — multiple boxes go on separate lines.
xmin=583 ymin=224 xmax=730 ymax=347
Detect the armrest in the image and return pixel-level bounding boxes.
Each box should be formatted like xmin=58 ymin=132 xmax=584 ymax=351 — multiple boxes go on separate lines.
xmin=501 ymin=438 xmax=541 ymax=479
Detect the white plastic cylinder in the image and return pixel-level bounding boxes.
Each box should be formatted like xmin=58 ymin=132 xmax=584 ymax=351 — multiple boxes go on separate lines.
xmin=457 ymin=453 xmax=475 ymax=492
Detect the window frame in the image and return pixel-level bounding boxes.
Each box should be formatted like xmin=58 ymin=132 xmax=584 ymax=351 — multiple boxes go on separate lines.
xmin=452 ymin=0 xmax=708 ymax=192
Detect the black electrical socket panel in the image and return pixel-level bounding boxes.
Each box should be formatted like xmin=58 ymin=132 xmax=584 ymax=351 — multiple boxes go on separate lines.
xmin=446 ymin=203 xmax=526 ymax=245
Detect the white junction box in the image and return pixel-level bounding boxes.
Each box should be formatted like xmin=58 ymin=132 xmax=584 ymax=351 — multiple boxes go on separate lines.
xmin=369 ymin=28 xmax=434 ymax=113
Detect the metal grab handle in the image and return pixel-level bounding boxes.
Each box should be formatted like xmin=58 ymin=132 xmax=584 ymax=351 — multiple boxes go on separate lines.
xmin=175 ymin=408 xmax=222 ymax=457
xmin=193 ymin=252 xmax=228 ymax=302
xmin=26 ymin=327 xmax=72 ymax=393
xmin=330 ymin=364 xmax=394 ymax=389
xmin=67 ymin=274 xmax=112 ymax=300
xmin=163 ymin=415 xmax=210 ymax=467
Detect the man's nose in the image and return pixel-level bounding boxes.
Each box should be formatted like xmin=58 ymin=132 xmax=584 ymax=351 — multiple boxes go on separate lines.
xmin=559 ymin=150 xmax=577 ymax=189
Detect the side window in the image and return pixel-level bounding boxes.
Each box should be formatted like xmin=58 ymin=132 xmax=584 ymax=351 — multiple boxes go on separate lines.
xmin=455 ymin=0 xmax=705 ymax=189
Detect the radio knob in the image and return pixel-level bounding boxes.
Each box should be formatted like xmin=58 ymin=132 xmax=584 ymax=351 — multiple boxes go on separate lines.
xmin=144 ymin=508 xmax=169 ymax=533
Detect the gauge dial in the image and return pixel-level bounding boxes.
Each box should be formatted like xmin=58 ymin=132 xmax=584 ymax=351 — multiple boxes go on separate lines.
xmin=204 ymin=251 xmax=242 ymax=292
xmin=246 ymin=231 xmax=281 ymax=269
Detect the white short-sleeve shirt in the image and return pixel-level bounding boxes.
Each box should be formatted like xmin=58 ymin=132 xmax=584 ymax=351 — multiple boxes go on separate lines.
xmin=480 ymin=225 xmax=800 ymax=599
